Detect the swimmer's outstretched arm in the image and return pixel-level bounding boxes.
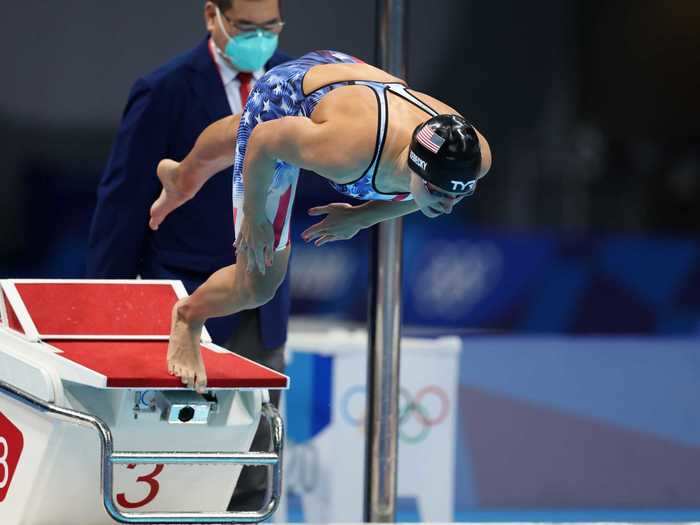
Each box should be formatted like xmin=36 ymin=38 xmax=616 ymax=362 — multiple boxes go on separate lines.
xmin=352 ymin=199 xmax=420 ymax=224
xmin=150 ymin=115 xmax=240 ymax=230
xmin=302 ymin=200 xmax=419 ymax=246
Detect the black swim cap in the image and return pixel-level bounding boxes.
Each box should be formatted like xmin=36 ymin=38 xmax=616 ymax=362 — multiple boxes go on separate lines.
xmin=407 ymin=114 xmax=482 ymax=194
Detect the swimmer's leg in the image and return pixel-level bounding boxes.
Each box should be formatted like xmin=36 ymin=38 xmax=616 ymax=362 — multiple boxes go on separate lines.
xmin=150 ymin=114 xmax=241 ymax=230
xmin=167 ymin=244 xmax=291 ymax=393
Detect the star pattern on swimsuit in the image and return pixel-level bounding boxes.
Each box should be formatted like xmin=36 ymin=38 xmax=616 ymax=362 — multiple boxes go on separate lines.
xmin=266 ymin=73 xmax=283 ymax=86
xmin=231 ymin=50 xmax=410 ymax=204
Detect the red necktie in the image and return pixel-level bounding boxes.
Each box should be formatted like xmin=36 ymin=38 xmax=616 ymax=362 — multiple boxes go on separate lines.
xmin=237 ymin=72 xmax=253 ymax=107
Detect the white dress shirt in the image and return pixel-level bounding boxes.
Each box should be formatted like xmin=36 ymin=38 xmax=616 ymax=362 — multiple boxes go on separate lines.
xmin=208 ymin=38 xmax=265 ymax=113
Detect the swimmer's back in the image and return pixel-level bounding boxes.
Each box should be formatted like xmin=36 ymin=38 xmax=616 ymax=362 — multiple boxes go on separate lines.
xmin=302 ymin=62 xmax=405 ymax=95
xmin=303 ymin=62 xmax=459 ymax=124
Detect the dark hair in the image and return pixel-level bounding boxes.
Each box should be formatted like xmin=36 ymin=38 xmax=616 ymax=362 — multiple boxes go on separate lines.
xmin=210 ymin=0 xmax=233 ymax=10
xmin=210 ymin=0 xmax=282 ymax=12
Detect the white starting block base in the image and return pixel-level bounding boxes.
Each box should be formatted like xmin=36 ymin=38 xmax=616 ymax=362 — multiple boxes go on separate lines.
xmin=0 ymin=280 xmax=288 ymax=524
xmin=2 ymin=377 xmax=261 ymax=523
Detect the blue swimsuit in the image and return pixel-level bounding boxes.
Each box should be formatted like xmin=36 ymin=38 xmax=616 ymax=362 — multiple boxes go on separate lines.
xmin=232 ymin=50 xmax=438 ymax=250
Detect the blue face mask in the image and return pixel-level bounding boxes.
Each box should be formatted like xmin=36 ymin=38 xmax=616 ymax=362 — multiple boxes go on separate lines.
xmin=216 ymin=8 xmax=278 ymax=72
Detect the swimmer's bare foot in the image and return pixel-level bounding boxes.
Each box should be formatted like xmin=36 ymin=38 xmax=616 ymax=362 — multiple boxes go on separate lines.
xmin=167 ymin=300 xmax=208 ymax=393
xmin=150 ymin=159 xmax=192 ymax=231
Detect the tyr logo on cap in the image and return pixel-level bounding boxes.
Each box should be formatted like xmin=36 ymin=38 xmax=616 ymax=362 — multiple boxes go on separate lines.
xmin=451 ymin=180 xmax=476 ymax=193
xmin=0 ymin=412 xmax=24 ymax=503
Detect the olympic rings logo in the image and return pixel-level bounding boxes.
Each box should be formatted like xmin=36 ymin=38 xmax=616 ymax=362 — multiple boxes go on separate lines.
xmin=340 ymin=385 xmax=450 ymax=444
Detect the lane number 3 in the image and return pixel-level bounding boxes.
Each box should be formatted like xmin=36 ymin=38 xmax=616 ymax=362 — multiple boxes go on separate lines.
xmin=116 ymin=464 xmax=165 ymax=508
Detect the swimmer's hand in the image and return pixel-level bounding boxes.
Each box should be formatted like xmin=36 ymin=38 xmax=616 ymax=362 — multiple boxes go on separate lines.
xmin=149 ymin=159 xmax=193 ymax=230
xmin=235 ymin=213 xmax=275 ymax=274
xmin=303 ymin=203 xmax=364 ymax=246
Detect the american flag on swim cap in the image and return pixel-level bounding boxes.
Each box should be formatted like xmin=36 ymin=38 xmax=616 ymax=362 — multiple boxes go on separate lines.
xmin=416 ymin=126 xmax=445 ymax=154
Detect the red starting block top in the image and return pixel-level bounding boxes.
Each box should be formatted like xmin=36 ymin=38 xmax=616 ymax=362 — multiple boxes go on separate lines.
xmin=15 ymin=282 xmax=177 ymax=337
xmin=0 ymin=280 xmax=288 ymax=390
xmin=2 ymin=280 xmax=198 ymax=340
xmin=49 ymin=340 xmax=287 ymax=389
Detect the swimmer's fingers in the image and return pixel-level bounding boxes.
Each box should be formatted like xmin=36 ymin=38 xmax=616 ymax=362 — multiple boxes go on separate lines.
xmin=261 ymin=222 xmax=275 ymax=272
xmin=255 ymin=248 xmax=265 ymax=275
xmin=308 ymin=203 xmax=353 ymax=217
xmin=264 ymin=244 xmax=274 ymax=268
xmin=253 ymin=243 xmax=266 ymax=275
xmin=315 ymin=235 xmax=337 ymax=247
xmin=304 ymin=203 xmax=355 ymax=241
xmin=302 ymin=222 xmax=328 ymax=242
xmin=307 ymin=206 xmax=330 ymax=217
xmin=308 ymin=203 xmax=352 ymax=217
xmin=245 ymin=248 xmax=255 ymax=273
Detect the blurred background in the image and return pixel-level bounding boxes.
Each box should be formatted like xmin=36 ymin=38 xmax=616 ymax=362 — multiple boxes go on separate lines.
xmin=1 ymin=0 xmax=699 ymax=334
xmin=1 ymin=0 xmax=699 ymax=521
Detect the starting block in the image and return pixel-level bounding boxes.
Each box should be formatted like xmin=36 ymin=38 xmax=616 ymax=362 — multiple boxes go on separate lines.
xmin=0 ymin=279 xmax=288 ymax=524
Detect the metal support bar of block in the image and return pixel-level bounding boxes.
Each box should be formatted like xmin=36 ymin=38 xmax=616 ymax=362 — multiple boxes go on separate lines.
xmin=0 ymin=379 xmax=284 ymax=524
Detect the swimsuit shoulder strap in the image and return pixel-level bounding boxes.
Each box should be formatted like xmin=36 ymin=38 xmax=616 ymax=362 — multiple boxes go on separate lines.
xmin=345 ymin=80 xmax=440 ymax=189
xmin=308 ymin=79 xmax=438 ymax=188
xmin=385 ymin=83 xmax=439 ymax=117
xmin=349 ymin=81 xmax=390 ymax=182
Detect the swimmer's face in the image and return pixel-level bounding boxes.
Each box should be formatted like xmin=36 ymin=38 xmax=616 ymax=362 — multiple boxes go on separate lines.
xmin=408 ymin=127 xmax=491 ymax=218
xmin=205 ymin=0 xmax=283 ymax=49
xmin=409 ymin=172 xmax=471 ymax=218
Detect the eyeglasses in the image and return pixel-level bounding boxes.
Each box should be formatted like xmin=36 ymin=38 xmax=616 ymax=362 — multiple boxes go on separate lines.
xmin=220 ymin=12 xmax=286 ymax=34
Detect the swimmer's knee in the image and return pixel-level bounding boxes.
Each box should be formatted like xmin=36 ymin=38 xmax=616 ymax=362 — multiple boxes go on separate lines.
xmin=245 ymin=269 xmax=285 ymax=308
xmin=236 ymin=246 xmax=289 ymax=308
xmin=248 ymin=279 xmax=282 ymax=308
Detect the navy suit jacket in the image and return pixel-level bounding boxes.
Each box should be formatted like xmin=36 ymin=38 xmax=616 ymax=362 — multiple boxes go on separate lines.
xmin=86 ymin=37 xmax=292 ymax=349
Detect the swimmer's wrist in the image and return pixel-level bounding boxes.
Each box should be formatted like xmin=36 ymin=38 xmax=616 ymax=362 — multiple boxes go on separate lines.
xmin=355 ymin=200 xmax=419 ymax=229
xmin=356 ymin=209 xmax=378 ymax=229
xmin=242 ymin=191 xmax=268 ymax=218
xmin=354 ymin=203 xmax=385 ymax=229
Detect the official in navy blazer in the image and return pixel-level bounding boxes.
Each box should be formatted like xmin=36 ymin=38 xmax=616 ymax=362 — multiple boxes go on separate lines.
xmin=86 ymin=0 xmax=291 ymax=511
